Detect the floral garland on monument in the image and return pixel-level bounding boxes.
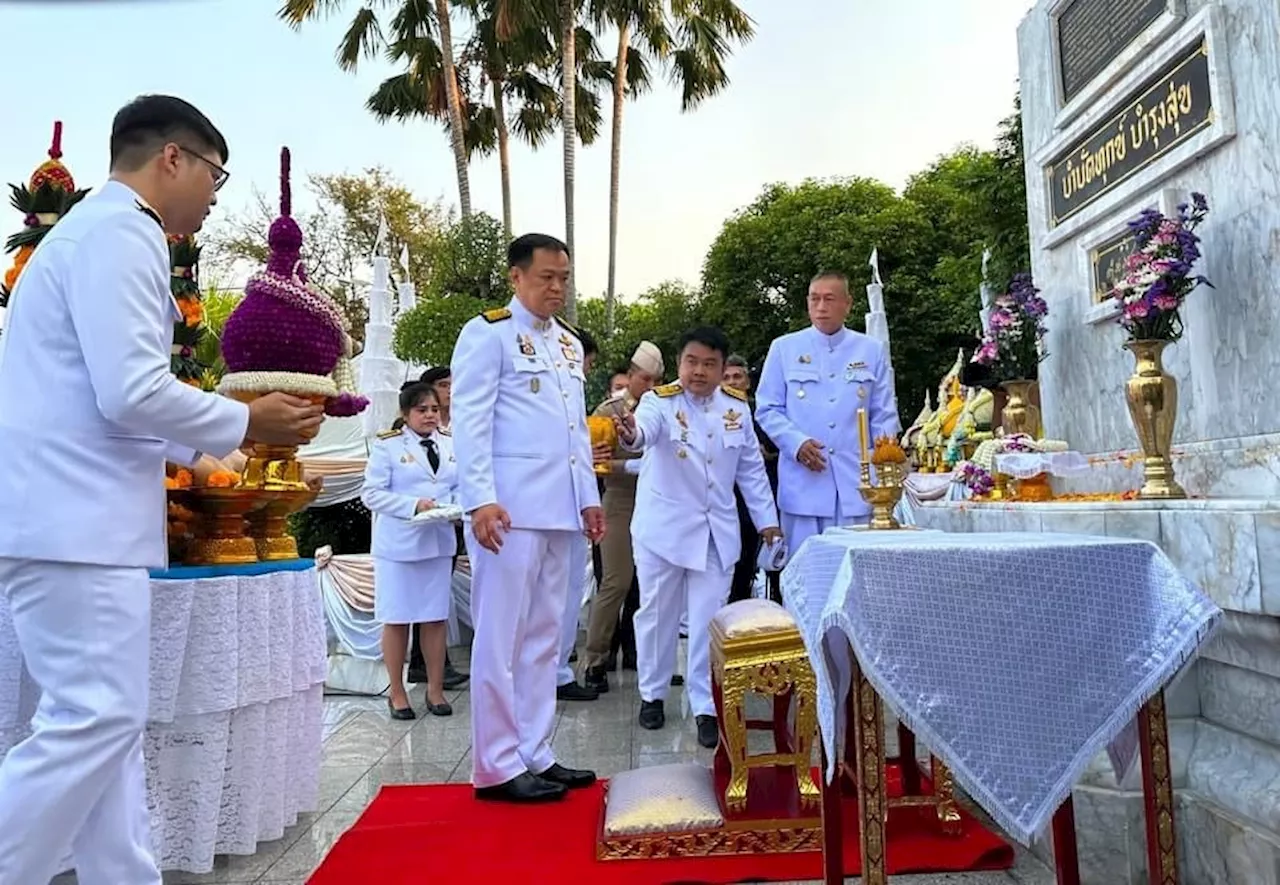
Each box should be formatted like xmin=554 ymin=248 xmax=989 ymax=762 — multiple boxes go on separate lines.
xmin=957 ymin=434 xmax=1068 ymax=495
xmin=217 ymin=147 xmax=368 ymax=416
xmin=1 ymin=121 xmax=90 ymax=309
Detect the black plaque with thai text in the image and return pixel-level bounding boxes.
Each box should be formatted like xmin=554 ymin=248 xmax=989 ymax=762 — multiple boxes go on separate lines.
xmin=1047 ymin=40 xmax=1212 ymax=227
xmin=1090 ymin=228 xmax=1138 ymax=303
xmin=1057 ymin=0 xmax=1167 ymax=102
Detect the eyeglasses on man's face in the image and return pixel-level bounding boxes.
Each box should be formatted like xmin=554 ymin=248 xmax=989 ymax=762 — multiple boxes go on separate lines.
xmin=178 ymin=145 xmax=229 ymax=192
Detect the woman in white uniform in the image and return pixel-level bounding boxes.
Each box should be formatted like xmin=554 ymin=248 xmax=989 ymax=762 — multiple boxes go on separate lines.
xmin=362 ymin=382 xmax=459 ymax=719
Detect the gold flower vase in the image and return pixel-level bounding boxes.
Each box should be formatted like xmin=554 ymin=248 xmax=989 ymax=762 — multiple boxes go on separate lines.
xmin=188 ymin=488 xmax=268 ymax=565
xmin=999 ymin=380 xmax=1041 ymax=437
xmin=587 ymin=415 xmax=618 ymax=477
xmin=246 ymin=487 xmax=320 ymax=561
xmin=1124 ymin=340 xmax=1186 ymax=499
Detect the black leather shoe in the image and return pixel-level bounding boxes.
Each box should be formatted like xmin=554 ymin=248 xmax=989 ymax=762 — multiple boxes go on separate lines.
xmin=388 ymin=699 xmax=416 ymax=721
xmin=536 ymin=763 xmax=596 ymax=789
xmin=670 ymin=674 xmax=684 ymax=686
xmin=568 ymin=650 xmax=578 ymax=664
xmin=426 ymin=700 xmax=453 ymax=717
xmin=584 ymin=666 xmax=610 ymax=694
xmin=696 ymin=714 xmax=719 ymax=749
xmin=475 ymin=771 xmax=566 ymax=803
xmin=557 ymin=682 xmax=599 ymax=701
xmin=443 ymin=666 xmax=469 ymax=690
xmin=638 ymin=699 xmax=665 ymax=730
xmin=406 ymin=667 xmax=428 ymax=685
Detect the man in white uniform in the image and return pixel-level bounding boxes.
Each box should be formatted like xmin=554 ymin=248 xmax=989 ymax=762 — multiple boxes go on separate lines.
xmin=616 ymin=326 xmax=780 ymax=749
xmin=0 ymin=95 xmax=323 ymax=885
xmin=755 ymin=272 xmax=899 ymax=558
xmin=451 ymin=233 xmax=606 ymax=803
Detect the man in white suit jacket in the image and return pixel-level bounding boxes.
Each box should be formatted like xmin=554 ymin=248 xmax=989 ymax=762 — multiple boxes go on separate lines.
xmin=451 ymin=233 xmax=606 ymax=803
xmin=0 ymin=96 xmax=322 ymax=885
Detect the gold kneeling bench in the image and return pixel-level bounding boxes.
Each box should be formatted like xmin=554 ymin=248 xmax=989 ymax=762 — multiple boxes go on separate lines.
xmin=710 ymin=599 xmax=821 ymax=814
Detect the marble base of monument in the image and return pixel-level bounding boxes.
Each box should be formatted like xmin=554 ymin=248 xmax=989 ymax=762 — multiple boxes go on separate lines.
xmin=917 ymin=499 xmax=1280 ymax=884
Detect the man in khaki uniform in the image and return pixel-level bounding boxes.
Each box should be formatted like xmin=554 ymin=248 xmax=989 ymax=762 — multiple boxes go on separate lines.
xmin=583 ymin=341 xmax=662 ymax=694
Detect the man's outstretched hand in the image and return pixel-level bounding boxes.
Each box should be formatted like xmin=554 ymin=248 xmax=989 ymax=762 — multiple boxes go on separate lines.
xmin=245 ymin=392 xmax=325 ymax=446
xmin=471 ymin=503 xmax=512 ymax=554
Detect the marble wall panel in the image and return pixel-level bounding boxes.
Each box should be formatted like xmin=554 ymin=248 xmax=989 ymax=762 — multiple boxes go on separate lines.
xmin=1198 ymin=659 xmax=1280 ymax=746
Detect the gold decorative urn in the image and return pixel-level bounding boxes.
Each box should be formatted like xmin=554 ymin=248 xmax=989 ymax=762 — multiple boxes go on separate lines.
xmin=1124 ymin=340 xmax=1186 ymax=499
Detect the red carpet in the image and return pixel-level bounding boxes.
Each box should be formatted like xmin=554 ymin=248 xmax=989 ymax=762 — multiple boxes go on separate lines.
xmin=309 ymin=764 xmax=1013 ymax=884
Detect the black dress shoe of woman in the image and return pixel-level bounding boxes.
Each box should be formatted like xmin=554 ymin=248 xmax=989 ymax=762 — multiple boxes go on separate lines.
xmin=427 ymin=700 xmax=453 ymax=717
xmin=388 ymin=699 xmax=416 ymax=721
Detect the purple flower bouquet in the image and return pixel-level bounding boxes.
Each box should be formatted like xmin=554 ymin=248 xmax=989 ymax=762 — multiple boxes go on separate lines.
xmin=218 ymin=148 xmax=368 ymax=417
xmin=1109 ymin=193 xmax=1212 ymax=342
xmin=971 ymin=273 xmax=1048 ymax=382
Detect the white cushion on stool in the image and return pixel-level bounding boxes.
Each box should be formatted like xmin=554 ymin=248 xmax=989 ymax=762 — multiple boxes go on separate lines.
xmin=712 ymin=598 xmax=797 ymax=640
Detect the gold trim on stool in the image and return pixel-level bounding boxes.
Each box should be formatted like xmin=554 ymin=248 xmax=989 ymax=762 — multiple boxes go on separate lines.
xmin=853 ymin=664 xmax=888 ymax=885
xmin=1139 ymin=690 xmax=1179 ymax=885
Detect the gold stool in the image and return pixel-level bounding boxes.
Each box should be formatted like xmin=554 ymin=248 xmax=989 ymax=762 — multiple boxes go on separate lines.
xmin=709 ymin=599 xmax=820 ymax=815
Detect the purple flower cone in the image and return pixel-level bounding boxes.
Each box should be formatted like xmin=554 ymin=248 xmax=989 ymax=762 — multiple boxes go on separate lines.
xmin=221 ymin=289 xmax=342 ymax=375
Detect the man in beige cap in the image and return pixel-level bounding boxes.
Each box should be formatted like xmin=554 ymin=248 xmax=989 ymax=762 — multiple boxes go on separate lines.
xmin=583 ymin=341 xmax=662 ymax=694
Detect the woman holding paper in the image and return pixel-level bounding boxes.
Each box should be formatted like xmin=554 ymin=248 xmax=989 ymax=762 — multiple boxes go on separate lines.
xmin=362 ymin=382 xmax=460 ymax=718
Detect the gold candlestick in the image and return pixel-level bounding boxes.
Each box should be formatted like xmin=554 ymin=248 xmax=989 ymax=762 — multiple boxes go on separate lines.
xmin=858 ymin=408 xmax=872 ymax=483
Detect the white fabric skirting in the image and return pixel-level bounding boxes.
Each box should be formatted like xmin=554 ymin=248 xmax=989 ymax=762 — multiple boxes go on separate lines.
xmin=0 ymin=566 xmax=327 ymax=874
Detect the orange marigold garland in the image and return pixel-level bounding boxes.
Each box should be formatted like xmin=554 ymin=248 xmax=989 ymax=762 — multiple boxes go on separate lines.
xmin=170 ymin=234 xmax=213 ymax=388
xmin=1 ymin=121 xmax=90 ymax=309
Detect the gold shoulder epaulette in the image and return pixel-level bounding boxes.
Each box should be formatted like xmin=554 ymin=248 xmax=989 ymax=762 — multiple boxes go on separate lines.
xmin=376 ymin=428 xmax=401 ymax=440
xmin=135 ymin=200 xmax=163 ymax=229
xmin=482 ymin=307 xmax=512 ymax=323
xmin=554 ymin=315 xmax=581 ymax=339
xmin=653 ymin=382 xmax=682 ymax=398
xmin=721 ymin=384 xmax=748 ymax=402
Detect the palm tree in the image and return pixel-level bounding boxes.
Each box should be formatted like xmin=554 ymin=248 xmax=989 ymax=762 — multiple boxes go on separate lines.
xmin=278 ymin=0 xmax=474 ymax=218
xmin=559 ymin=0 xmax=579 ymax=318
xmin=594 ymin=0 xmax=754 ymax=328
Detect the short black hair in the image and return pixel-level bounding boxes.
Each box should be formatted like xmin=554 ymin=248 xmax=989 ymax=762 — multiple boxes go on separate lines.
xmin=419 ymin=365 xmax=451 ymax=387
xmin=508 ymin=233 xmax=570 ymax=270
xmin=677 ymin=326 xmax=730 ymax=361
xmin=726 ymin=354 xmax=748 ymax=369
xmin=110 ymin=95 xmax=229 ymax=171
xmin=578 ymin=327 xmax=598 ymax=358
xmin=399 ymin=382 xmax=439 ymax=413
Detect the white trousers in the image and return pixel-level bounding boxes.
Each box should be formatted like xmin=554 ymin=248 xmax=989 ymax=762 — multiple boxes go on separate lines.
xmin=0 ymin=558 xmax=160 ymax=885
xmin=557 ymin=537 xmax=589 ymax=687
xmin=781 ymin=493 xmax=867 ymax=565
xmin=634 ymin=541 xmax=732 ymax=718
xmin=467 ymin=528 xmax=572 ymax=787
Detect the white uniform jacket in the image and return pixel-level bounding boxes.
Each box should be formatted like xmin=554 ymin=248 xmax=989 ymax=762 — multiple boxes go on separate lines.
xmin=361 ymin=428 xmax=459 ymax=562
xmin=754 ymin=326 xmax=899 ymax=519
xmin=449 ymin=299 xmax=599 ymax=532
xmin=0 ymin=180 xmax=249 ymax=568
xmin=625 ymin=383 xmax=778 ymax=572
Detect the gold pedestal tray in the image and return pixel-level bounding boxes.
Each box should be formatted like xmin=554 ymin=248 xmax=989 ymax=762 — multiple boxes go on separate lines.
xmin=859 ymin=462 xmax=906 ymax=531
xmin=246 ymin=487 xmax=320 ymax=561
xmin=228 ymin=391 xmax=325 ymax=492
xmin=187 ymin=487 xmax=269 ymax=565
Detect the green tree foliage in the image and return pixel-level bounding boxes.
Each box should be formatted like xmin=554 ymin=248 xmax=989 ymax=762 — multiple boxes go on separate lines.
xmin=392 ymin=211 xmax=512 ymax=367
xmin=577 ymin=280 xmax=699 ymax=403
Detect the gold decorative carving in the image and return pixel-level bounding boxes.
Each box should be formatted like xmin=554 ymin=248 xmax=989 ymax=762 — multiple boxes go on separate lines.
xmin=597 ymin=822 xmax=823 ymax=860
xmin=1139 ymin=690 xmax=1180 ymax=885
xmin=854 ymin=666 xmax=888 ymax=885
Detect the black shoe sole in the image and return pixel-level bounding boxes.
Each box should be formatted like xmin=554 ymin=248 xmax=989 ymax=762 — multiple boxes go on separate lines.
xmin=474 ymin=786 xmax=566 ymax=803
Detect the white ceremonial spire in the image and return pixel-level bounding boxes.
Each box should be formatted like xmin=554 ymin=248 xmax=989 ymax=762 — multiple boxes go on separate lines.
xmin=359 ymin=245 xmax=409 ymax=437
xmin=979 ymin=247 xmax=994 ymax=333
xmin=373 ymin=215 xmax=389 ymax=258
xmin=864 ymin=247 xmax=900 ymax=432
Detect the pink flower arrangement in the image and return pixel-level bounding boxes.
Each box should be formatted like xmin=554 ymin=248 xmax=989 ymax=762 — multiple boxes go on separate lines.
xmin=1108 ymin=193 xmax=1212 ymax=341
xmin=959 ymin=462 xmax=994 ymax=496
xmin=971 ymin=273 xmax=1048 ymax=382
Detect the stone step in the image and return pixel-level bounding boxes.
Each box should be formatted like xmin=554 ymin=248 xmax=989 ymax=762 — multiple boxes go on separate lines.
xmin=1187 ymin=719 xmax=1280 ymax=835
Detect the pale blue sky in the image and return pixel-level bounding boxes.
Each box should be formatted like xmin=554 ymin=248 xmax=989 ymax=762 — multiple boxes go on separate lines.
xmin=1 ymin=0 xmax=1034 ymax=300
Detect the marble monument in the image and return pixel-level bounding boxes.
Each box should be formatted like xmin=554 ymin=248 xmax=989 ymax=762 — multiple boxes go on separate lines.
xmin=915 ymin=1 xmax=1280 ymax=882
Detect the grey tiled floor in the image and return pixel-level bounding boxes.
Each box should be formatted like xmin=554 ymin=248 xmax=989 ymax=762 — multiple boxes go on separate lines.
xmin=67 ymin=648 xmax=1056 ymax=885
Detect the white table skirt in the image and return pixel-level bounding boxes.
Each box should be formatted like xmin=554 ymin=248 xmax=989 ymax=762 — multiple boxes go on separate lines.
xmin=0 ymin=564 xmax=327 ymax=874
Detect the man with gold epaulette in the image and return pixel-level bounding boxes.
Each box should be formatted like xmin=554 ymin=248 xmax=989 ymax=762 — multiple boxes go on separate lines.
xmin=615 ymin=326 xmax=780 ymax=749
xmin=450 ymin=233 xmax=605 ymax=803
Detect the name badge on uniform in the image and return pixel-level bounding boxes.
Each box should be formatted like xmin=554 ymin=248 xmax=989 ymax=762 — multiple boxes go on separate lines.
xmin=518 ymin=334 xmax=536 ymax=357
xmin=846 ymin=361 xmax=868 ymax=383
xmin=723 ymin=408 xmax=742 ymax=432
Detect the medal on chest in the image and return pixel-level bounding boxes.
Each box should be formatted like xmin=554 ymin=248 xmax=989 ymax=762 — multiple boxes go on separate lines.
xmin=530 ymin=378 xmax=540 ymax=394
xmin=518 ymin=333 xmax=536 ymax=358
xmin=798 ymin=354 xmax=812 ymax=364
xmin=675 ymin=409 xmax=690 ymax=444
xmin=723 ymin=408 xmax=742 ymax=432
xmin=558 ymin=333 xmax=578 ymax=364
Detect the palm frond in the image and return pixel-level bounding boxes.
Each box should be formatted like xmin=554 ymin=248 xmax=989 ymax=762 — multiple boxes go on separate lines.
xmin=336 ymin=6 xmax=387 ymax=70
xmin=622 ymin=44 xmax=654 ymax=96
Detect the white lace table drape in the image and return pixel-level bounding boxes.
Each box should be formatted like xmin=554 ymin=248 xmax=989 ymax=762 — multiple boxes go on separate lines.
xmin=782 ymin=529 xmax=1220 ymax=845
xmin=0 ymin=566 xmax=326 ymax=874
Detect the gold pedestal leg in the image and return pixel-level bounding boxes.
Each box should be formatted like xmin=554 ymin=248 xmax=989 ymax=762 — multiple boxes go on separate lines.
xmin=1139 ymin=690 xmax=1179 ymax=885
xmin=931 ymin=756 xmax=962 ymax=834
xmin=853 ymin=663 xmax=887 ymax=885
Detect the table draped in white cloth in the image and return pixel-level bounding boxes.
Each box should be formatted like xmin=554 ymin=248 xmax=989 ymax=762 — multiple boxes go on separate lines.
xmin=782 ymin=529 xmax=1220 ymax=845
xmin=0 ymin=560 xmax=326 ymax=874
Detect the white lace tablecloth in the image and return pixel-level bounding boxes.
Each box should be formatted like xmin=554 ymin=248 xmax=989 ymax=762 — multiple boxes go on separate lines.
xmin=782 ymin=529 xmax=1220 ymax=844
xmin=0 ymin=563 xmax=327 ymax=873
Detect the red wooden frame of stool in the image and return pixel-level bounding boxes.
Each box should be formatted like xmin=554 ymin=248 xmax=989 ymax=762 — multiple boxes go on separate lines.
xmin=817 ymin=651 xmax=1182 ymax=885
